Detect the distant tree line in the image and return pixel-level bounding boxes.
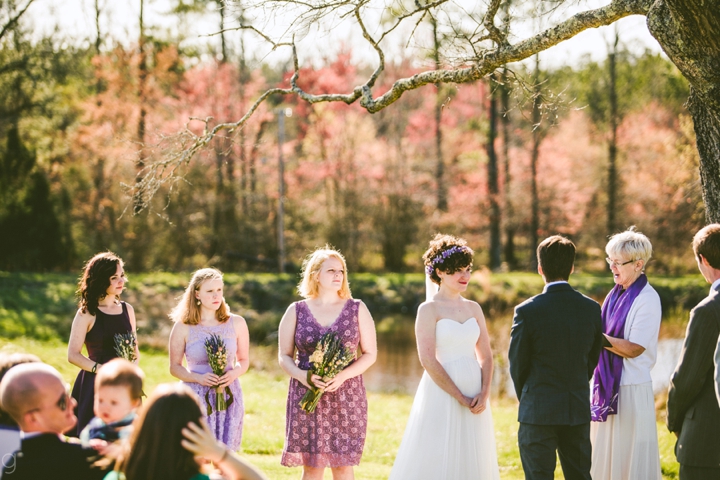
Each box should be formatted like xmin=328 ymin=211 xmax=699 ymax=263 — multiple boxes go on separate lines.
xmin=0 ymin=1 xmax=702 ymax=273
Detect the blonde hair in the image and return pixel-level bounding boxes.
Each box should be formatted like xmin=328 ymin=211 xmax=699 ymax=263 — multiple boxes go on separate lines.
xmin=606 ymin=226 xmax=653 ymax=266
xmin=298 ymin=247 xmax=352 ymax=299
xmin=169 ymin=268 xmax=231 ymax=325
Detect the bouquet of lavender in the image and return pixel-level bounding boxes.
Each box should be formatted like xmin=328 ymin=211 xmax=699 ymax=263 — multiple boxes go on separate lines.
xmin=300 ymin=331 xmax=355 ymax=413
xmin=204 ymin=333 xmax=234 ymax=415
xmin=113 ymin=332 xmax=137 ymax=363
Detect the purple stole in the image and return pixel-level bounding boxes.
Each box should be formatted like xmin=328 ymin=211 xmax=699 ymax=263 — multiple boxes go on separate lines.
xmin=590 ymin=273 xmax=647 ymax=422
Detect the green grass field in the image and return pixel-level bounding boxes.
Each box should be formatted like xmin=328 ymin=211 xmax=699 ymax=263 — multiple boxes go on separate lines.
xmin=0 ymin=337 xmax=681 ymax=479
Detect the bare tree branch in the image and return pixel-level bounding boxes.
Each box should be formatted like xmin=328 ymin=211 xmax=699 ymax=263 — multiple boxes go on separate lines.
xmin=482 ymin=0 xmax=506 ymax=47
xmin=0 ymin=0 xmax=35 ymax=42
xmin=130 ymin=0 xmax=651 ymax=211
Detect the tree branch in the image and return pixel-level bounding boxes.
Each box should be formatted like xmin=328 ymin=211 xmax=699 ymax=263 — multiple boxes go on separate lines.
xmin=0 ymin=0 xmax=35 ymax=42
xmin=130 ymin=0 xmax=651 ymax=210
xmin=362 ymin=0 xmax=649 ymax=112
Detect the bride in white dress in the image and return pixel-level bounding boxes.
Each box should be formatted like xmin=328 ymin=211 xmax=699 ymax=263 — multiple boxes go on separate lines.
xmin=390 ymin=234 xmax=500 ymax=480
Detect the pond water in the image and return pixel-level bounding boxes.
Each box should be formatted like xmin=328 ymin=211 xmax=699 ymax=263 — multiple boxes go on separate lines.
xmin=362 ymin=319 xmax=685 ymax=398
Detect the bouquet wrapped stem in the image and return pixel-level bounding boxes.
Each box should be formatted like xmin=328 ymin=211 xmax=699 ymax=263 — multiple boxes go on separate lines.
xmin=299 ymin=331 xmax=355 ymax=413
xmin=204 ymin=333 xmax=234 ymax=415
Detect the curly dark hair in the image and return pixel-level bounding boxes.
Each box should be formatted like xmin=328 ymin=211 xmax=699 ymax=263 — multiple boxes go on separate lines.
xmin=77 ymin=252 xmax=124 ymax=316
xmin=423 ymin=234 xmax=474 ymax=285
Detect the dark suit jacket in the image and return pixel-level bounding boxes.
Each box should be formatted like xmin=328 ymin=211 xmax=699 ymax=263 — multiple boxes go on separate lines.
xmin=667 ymin=286 xmax=720 ymax=468
xmin=1 ymin=433 xmax=106 ymax=480
xmin=509 ymin=282 xmax=603 ymax=426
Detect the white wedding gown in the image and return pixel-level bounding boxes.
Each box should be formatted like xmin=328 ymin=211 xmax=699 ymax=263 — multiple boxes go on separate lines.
xmin=389 ymin=318 xmax=500 ymax=480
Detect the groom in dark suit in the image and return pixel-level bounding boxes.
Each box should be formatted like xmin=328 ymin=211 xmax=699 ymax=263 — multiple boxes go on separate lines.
xmin=509 ymin=235 xmax=603 ymax=480
xmin=667 ymin=224 xmax=720 ymax=479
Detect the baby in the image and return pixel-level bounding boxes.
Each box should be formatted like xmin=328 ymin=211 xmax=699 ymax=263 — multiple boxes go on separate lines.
xmin=81 ymin=358 xmax=144 ymax=448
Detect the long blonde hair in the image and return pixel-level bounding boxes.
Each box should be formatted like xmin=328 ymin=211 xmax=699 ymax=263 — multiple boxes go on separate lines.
xmin=297 ymin=247 xmax=352 ymax=299
xmin=169 ymin=268 xmax=231 ymax=325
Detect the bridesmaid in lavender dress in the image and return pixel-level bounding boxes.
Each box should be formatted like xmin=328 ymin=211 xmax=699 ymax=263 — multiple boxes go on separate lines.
xmin=278 ymin=247 xmax=377 ymax=480
xmin=168 ymin=268 xmax=249 ymax=451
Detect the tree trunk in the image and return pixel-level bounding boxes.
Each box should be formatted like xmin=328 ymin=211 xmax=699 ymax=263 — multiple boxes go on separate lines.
xmin=500 ymin=66 xmax=517 ymax=270
xmin=218 ymin=0 xmax=227 ymax=64
xmin=487 ymin=74 xmax=502 ymax=270
xmin=432 ymin=17 xmax=447 ymax=211
xmin=130 ymin=0 xmax=148 ymax=270
xmin=607 ymin=28 xmax=619 ymax=235
xmin=211 ymin=138 xmax=225 ymax=257
xmin=530 ymin=54 xmax=541 ymax=268
xmin=647 ymin=0 xmax=720 ymax=222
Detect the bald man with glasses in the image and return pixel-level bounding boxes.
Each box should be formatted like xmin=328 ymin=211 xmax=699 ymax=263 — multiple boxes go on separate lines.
xmin=0 ymin=363 xmax=105 ymax=479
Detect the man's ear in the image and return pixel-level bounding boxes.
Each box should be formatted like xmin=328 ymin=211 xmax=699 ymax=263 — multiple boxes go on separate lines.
xmin=22 ymin=410 xmax=39 ymax=431
xmin=571 ymin=265 xmax=575 ymax=275
xmin=700 ymin=254 xmax=711 ymax=267
xmin=537 ymin=265 xmax=543 ymax=277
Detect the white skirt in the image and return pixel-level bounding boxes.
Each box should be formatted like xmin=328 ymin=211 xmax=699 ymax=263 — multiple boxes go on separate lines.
xmin=389 ymin=356 xmax=500 ymax=480
xmin=590 ymin=382 xmax=661 ymax=480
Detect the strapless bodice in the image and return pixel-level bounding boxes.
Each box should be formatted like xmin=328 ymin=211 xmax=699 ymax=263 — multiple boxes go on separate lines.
xmin=435 ymin=318 xmax=479 ymax=364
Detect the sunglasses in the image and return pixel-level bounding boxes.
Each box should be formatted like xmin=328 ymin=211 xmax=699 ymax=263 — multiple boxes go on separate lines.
xmin=26 ymin=383 xmax=71 ymax=414
xmin=56 ymin=383 xmax=70 ymax=411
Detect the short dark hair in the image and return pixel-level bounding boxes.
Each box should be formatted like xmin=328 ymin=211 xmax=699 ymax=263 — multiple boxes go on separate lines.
xmin=537 ymin=235 xmax=575 ymax=281
xmin=693 ymin=224 xmax=720 ymax=269
xmin=96 ymin=358 xmax=144 ymax=401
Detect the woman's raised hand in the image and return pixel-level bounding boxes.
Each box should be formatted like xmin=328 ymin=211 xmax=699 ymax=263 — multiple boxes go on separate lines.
xmin=181 ymin=420 xmax=225 ymax=462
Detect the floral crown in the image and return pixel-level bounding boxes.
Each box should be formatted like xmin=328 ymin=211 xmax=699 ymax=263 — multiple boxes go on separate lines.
xmin=425 ymin=245 xmax=471 ymax=276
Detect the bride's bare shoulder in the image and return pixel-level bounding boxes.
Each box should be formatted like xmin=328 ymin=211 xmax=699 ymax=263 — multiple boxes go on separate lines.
xmin=463 ymin=298 xmax=486 ymax=319
xmin=416 ymin=300 xmax=438 ymax=317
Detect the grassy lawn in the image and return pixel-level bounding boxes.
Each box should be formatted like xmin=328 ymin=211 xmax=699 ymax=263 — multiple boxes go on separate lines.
xmin=0 ymin=337 xmax=681 ymax=479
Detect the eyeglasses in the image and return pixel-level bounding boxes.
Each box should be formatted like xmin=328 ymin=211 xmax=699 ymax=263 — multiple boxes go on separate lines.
xmin=56 ymin=384 xmax=70 ymax=411
xmin=26 ymin=383 xmax=71 ymax=414
xmin=606 ymin=258 xmax=635 ymax=268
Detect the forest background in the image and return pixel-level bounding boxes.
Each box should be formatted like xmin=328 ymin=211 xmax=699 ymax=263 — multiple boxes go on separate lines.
xmin=0 ymin=0 xmax=704 ymax=277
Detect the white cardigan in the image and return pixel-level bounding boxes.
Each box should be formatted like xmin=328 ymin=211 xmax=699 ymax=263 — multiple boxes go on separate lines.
xmin=617 ymin=282 xmax=662 ymax=386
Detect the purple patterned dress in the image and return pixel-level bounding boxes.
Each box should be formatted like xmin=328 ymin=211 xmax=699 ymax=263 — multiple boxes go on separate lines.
xmin=281 ymin=299 xmax=368 ymax=468
xmin=184 ymin=320 xmax=244 ymax=451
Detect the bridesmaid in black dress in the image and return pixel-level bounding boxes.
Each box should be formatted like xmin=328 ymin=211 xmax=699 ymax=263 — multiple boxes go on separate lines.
xmin=67 ymin=252 xmax=139 ymax=436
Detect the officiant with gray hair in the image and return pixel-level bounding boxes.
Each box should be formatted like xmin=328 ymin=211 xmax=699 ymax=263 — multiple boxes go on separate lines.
xmin=589 ymin=227 xmax=662 ymax=480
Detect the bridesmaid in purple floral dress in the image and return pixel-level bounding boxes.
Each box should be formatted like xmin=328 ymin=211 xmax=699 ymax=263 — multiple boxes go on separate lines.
xmin=168 ymin=268 xmax=249 ymax=452
xmin=279 ymin=247 xmax=377 ymax=480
